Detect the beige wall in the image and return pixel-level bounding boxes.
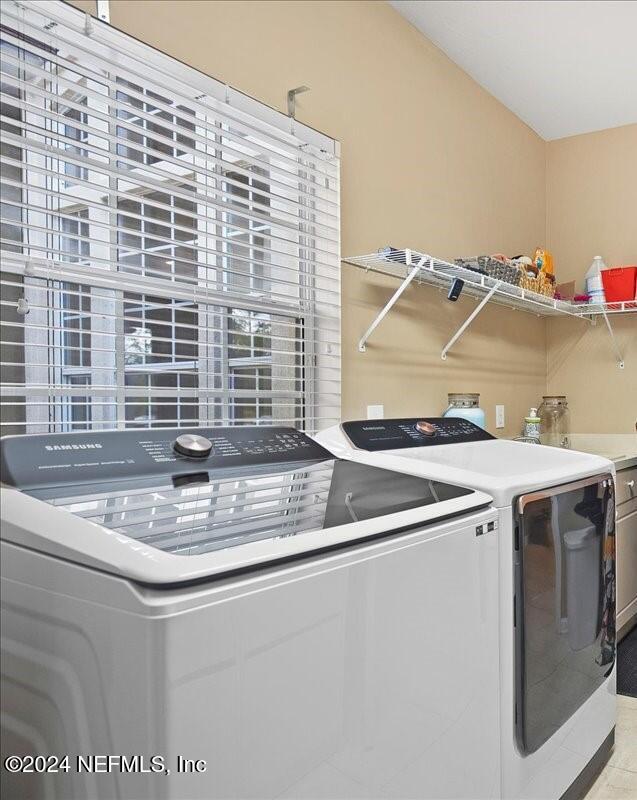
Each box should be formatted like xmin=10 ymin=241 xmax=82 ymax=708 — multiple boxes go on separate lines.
xmin=546 ymin=125 xmax=637 ymax=434
xmin=68 ymin=1 xmax=635 ymax=436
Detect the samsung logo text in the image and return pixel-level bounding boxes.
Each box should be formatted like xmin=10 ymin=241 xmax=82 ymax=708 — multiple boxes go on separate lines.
xmin=45 ymin=443 xmax=103 ymax=451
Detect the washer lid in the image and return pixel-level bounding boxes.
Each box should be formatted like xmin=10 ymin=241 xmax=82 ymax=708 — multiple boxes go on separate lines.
xmin=382 ymin=439 xmax=614 ymax=505
xmin=316 ymin=420 xmax=614 ymax=507
xmin=0 ymin=427 xmax=491 ymax=584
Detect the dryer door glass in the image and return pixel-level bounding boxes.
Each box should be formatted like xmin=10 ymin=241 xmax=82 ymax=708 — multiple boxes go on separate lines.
xmin=514 ymin=474 xmax=615 ymax=755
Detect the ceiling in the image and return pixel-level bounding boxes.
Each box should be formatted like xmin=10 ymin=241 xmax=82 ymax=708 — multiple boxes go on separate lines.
xmin=390 ymin=0 xmax=637 ymax=140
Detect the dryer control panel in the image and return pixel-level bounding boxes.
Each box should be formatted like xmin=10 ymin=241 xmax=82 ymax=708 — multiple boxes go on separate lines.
xmin=0 ymin=426 xmax=332 ymax=491
xmin=342 ymin=417 xmax=494 ymax=451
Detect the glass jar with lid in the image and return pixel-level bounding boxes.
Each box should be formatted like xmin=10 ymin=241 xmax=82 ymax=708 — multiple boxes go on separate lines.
xmin=539 ymin=396 xmax=570 ymax=448
xmin=442 ymin=393 xmax=486 ymax=429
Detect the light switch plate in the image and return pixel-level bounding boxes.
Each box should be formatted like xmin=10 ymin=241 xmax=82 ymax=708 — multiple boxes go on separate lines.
xmin=495 ymin=405 xmax=505 ymax=429
xmin=367 ymin=404 xmax=384 ymax=419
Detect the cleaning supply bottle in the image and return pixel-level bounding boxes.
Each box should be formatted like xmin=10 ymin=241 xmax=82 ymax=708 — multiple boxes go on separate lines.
xmin=524 ymin=407 xmax=541 ymax=439
xmin=585 ymin=256 xmax=606 ymax=303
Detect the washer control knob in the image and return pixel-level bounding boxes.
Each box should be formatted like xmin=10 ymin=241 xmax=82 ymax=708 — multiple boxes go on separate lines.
xmin=173 ymin=434 xmax=213 ymax=458
xmin=415 ymin=421 xmax=436 ymax=436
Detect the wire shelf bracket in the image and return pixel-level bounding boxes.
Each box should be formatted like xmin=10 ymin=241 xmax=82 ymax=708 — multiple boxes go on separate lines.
xmin=599 ymin=309 xmax=625 ymax=369
xmin=441 ymin=281 xmax=502 ymax=360
xmin=357 ymin=251 xmax=427 ymax=352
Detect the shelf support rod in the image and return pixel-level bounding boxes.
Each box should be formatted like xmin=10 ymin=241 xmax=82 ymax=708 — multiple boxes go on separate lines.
xmin=441 ymin=281 xmax=502 ymax=360
xmin=601 ymin=307 xmax=625 ymax=369
xmin=358 ymin=255 xmax=426 ymax=352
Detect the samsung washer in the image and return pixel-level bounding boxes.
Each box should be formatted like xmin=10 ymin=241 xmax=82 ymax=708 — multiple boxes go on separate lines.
xmin=317 ymin=417 xmax=616 ymax=800
xmin=1 ymin=425 xmax=498 ymax=800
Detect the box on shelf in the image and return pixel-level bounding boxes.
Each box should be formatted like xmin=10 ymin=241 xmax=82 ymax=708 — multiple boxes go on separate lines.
xmin=601 ymin=266 xmax=637 ymax=303
xmin=556 ymin=281 xmax=575 ymax=300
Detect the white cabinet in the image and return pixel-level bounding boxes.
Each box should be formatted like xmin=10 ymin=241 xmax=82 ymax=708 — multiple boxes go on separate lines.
xmin=616 ymin=465 xmax=637 ymax=637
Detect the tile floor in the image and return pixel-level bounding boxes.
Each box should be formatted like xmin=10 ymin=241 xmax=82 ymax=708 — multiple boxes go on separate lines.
xmin=584 ymin=695 xmax=637 ymax=799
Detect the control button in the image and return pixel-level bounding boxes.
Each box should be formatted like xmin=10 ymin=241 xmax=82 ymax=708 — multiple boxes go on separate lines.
xmin=415 ymin=421 xmax=436 ymax=436
xmin=173 ymin=434 xmax=213 ymax=458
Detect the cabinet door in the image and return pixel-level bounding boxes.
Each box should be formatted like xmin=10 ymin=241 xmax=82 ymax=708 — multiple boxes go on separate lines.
xmin=617 ymin=509 xmax=637 ymax=619
xmin=513 ymin=474 xmax=615 ymax=755
xmin=616 ymin=466 xmax=637 ymax=508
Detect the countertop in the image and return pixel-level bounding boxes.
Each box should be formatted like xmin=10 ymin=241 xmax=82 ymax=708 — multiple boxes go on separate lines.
xmin=567 ymin=434 xmax=637 ymax=472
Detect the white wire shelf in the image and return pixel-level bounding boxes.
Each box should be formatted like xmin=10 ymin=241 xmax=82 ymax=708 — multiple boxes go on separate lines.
xmin=345 ymin=249 xmax=635 ymax=366
xmin=345 ymin=249 xmax=636 ymax=319
xmin=576 ymin=300 xmax=637 ymax=315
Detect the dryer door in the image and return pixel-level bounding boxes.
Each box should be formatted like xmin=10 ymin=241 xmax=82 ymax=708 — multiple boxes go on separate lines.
xmin=514 ymin=473 xmax=615 ymax=755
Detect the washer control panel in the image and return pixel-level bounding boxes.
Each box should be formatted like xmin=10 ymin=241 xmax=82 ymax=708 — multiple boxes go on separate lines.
xmin=1 ymin=426 xmax=332 ymax=491
xmin=342 ymin=417 xmax=494 ymax=451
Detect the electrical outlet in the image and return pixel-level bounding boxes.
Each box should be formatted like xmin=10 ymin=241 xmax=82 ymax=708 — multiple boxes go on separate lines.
xmin=367 ymin=404 xmax=384 ymax=420
xmin=495 ymin=405 xmax=505 ymax=429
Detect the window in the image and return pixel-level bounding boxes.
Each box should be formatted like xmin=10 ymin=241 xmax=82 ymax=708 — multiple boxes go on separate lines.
xmin=123 ymin=294 xmax=198 ymax=427
xmin=61 ymin=282 xmax=91 ymax=368
xmin=0 ymin=1 xmax=339 ymax=437
xmin=64 ymin=374 xmax=92 ymax=430
xmin=223 ymin=170 xmax=270 ymax=293
xmin=0 ymin=38 xmax=29 ymax=253
xmin=118 ymin=190 xmax=198 ymax=282
xmin=115 ymin=78 xmax=196 ymax=168
xmin=60 ymin=209 xmax=90 ymax=264
xmin=62 ymin=96 xmax=89 ymax=184
xmin=227 ymin=308 xmax=295 ymax=426
xmin=230 ymin=366 xmax=273 ymax=424
xmin=0 ymin=33 xmax=46 ymax=434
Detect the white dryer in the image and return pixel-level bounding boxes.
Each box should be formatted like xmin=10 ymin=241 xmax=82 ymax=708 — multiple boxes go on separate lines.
xmin=1 ymin=425 xmax=499 ymax=800
xmin=316 ymin=417 xmax=617 ymax=800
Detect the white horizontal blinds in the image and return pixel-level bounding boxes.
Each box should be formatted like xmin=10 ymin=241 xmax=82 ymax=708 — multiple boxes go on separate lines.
xmin=0 ymin=0 xmax=340 ymax=435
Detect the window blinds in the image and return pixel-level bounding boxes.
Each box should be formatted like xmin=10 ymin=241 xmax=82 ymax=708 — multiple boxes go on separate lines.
xmin=0 ymin=0 xmax=340 ymax=436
